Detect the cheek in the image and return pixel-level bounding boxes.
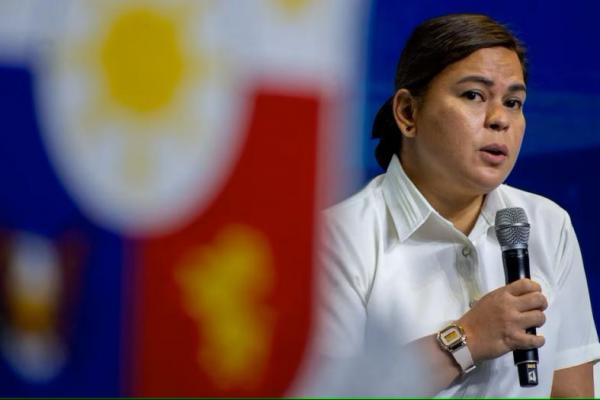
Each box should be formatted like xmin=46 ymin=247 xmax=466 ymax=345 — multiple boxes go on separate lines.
xmin=510 ymin=118 xmax=526 ymax=148
xmin=421 ymin=103 xmax=481 ymax=149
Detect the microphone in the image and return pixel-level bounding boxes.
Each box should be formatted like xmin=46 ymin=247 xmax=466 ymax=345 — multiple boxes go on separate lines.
xmin=494 ymin=207 xmax=539 ymax=387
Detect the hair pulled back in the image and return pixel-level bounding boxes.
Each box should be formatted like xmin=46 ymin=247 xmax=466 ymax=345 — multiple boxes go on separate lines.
xmin=372 ymin=14 xmax=527 ymax=169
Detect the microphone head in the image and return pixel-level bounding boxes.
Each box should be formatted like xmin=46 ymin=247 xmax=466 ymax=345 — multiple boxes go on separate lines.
xmin=495 ymin=207 xmax=530 ymax=249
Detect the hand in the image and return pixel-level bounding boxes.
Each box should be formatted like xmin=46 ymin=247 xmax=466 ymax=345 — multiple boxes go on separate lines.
xmin=457 ymin=278 xmax=547 ymax=364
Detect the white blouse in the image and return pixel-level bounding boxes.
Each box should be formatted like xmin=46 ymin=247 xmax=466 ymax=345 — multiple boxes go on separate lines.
xmin=307 ymin=155 xmax=600 ymax=397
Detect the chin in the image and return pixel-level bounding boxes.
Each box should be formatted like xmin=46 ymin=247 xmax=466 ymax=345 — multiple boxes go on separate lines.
xmin=472 ymin=168 xmax=510 ymax=188
xmin=468 ymin=171 xmax=507 ymax=195
xmin=479 ymin=178 xmax=506 ymax=194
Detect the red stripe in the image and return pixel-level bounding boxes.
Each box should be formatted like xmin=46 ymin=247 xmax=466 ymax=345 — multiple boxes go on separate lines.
xmin=129 ymin=88 xmax=320 ymax=397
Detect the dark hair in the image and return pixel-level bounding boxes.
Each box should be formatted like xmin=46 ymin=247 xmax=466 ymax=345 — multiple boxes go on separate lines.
xmin=372 ymin=13 xmax=527 ymax=169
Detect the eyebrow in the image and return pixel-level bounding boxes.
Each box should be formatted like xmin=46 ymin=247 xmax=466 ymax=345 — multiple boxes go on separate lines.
xmin=456 ymin=75 xmax=526 ymax=93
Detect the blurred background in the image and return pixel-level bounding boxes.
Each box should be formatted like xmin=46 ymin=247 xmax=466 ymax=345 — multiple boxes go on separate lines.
xmin=0 ymin=0 xmax=598 ymax=396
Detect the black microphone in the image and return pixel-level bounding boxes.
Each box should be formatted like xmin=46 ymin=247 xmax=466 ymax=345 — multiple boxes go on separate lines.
xmin=495 ymin=207 xmax=539 ymax=387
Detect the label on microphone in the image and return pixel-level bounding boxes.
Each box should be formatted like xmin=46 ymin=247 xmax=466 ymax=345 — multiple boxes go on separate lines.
xmin=518 ymin=362 xmax=539 ymax=387
xmin=528 ymin=368 xmax=537 ymax=383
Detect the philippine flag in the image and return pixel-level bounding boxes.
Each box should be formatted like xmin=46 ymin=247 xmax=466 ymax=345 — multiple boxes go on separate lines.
xmin=0 ymin=0 xmax=366 ymax=396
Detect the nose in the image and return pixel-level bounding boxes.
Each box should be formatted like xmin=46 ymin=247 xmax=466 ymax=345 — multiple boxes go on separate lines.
xmin=485 ymin=102 xmax=509 ymax=132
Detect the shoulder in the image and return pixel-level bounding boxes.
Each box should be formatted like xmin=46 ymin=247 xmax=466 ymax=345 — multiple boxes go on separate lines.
xmin=497 ymin=184 xmax=571 ymax=228
xmin=497 ymin=184 xmax=577 ymax=277
xmin=323 ymin=174 xmax=387 ymax=234
xmin=319 ymin=175 xmax=388 ymax=300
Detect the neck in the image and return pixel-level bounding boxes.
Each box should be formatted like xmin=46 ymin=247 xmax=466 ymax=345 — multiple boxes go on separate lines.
xmin=421 ymin=186 xmax=484 ymax=236
xmin=401 ymin=158 xmax=484 ymax=236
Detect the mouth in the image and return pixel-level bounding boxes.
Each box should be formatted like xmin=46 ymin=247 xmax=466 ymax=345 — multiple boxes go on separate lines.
xmin=479 ymin=143 xmax=509 ymax=165
xmin=480 ymin=143 xmax=508 ymax=157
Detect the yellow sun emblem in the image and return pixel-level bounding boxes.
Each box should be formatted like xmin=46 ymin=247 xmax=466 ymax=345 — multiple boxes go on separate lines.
xmin=76 ymin=3 xmax=210 ymax=183
xmin=100 ymin=8 xmax=187 ymax=114
xmin=37 ymin=1 xmax=247 ymax=235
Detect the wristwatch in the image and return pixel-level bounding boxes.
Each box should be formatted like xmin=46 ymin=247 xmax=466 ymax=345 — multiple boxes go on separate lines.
xmin=436 ymin=322 xmax=476 ymax=375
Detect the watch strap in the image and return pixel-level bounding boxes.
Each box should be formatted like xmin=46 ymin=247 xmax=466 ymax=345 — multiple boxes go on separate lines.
xmin=451 ymin=343 xmax=476 ymax=374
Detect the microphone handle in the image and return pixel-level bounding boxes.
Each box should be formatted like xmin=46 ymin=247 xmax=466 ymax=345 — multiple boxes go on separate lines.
xmin=502 ymin=248 xmax=539 ymax=387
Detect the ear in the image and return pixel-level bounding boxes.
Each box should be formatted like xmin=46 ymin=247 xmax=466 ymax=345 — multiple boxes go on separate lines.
xmin=392 ymin=89 xmax=418 ymax=138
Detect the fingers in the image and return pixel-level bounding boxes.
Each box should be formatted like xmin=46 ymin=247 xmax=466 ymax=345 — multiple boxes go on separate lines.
xmin=508 ymin=278 xmax=541 ymax=296
xmin=464 ymin=281 xmax=548 ymax=361
xmin=505 ymin=309 xmax=546 ymax=351
xmin=512 ymin=331 xmax=546 ymax=350
xmin=516 ymin=291 xmax=548 ymax=312
xmin=518 ymin=309 xmax=546 ymax=329
xmin=509 ymin=279 xmax=548 ymax=313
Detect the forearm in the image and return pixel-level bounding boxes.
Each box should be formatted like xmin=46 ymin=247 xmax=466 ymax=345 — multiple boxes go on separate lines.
xmin=303 ymin=332 xmax=464 ymax=397
xmin=408 ymin=334 xmax=464 ymax=396
xmin=551 ymin=362 xmax=594 ymax=398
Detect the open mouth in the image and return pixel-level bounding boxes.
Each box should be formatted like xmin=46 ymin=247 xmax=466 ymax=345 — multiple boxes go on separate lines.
xmin=480 ymin=144 xmax=508 ymax=157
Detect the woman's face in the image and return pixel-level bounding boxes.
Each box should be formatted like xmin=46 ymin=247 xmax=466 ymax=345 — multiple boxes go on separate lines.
xmin=403 ymin=46 xmax=526 ymax=199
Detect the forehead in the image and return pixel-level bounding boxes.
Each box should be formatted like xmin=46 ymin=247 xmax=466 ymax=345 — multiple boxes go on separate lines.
xmin=434 ymin=47 xmax=525 ymax=86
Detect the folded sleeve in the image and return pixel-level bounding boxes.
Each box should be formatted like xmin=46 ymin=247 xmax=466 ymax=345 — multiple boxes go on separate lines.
xmin=552 ymin=214 xmax=600 ymax=370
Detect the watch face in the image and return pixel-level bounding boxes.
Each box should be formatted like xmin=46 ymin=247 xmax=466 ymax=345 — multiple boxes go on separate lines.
xmin=440 ymin=326 xmax=462 ymax=347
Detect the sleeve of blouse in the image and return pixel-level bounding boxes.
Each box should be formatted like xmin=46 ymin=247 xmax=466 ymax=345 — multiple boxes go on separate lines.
xmin=296 ymin=209 xmax=427 ymax=397
xmin=552 ymin=213 xmax=600 ymax=370
xmin=291 ymin=210 xmax=372 ymax=396
xmin=311 ymin=212 xmax=370 ymax=359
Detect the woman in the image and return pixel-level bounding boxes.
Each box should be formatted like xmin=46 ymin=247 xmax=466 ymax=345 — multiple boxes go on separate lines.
xmin=310 ymin=13 xmax=600 ymax=397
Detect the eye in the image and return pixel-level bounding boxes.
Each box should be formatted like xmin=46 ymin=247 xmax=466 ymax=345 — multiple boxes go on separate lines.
xmin=504 ymin=98 xmax=524 ymax=110
xmin=461 ymin=90 xmax=484 ymax=102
